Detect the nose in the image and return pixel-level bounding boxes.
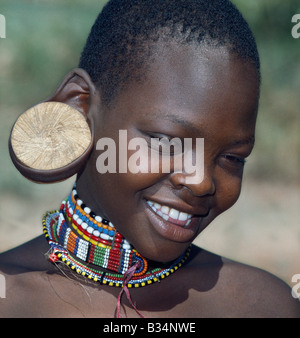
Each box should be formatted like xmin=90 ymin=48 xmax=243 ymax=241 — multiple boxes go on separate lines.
xmin=170 ymin=168 xmax=216 ymax=197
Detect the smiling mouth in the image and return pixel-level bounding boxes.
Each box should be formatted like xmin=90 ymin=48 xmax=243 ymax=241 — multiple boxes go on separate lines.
xmin=146 ymin=200 xmax=193 ymax=228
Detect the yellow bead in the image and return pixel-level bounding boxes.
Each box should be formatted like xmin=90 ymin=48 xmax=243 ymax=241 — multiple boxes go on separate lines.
xmin=83 ymin=234 xmax=90 ymax=242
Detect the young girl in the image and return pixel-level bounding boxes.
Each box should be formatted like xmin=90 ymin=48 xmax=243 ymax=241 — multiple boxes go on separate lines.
xmin=1 ymin=0 xmax=300 ymax=318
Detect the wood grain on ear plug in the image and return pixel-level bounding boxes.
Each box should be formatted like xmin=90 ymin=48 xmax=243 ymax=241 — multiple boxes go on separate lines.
xmin=10 ymin=102 xmax=91 ymax=170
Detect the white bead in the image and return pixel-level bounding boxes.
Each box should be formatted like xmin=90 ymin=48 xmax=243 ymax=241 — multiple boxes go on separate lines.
xmin=93 ymin=230 xmax=100 ymax=237
xmin=122 ymin=244 xmax=131 ymax=250
xmin=81 ymin=222 xmax=88 ymax=229
xmin=95 ymin=216 xmax=102 ymax=223
xmin=100 ymin=233 xmax=110 ymax=240
xmin=84 ymin=207 xmax=91 ymax=214
xmin=87 ymin=226 xmax=94 ymax=234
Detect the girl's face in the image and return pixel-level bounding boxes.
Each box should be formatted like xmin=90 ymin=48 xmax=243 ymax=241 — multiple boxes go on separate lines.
xmin=78 ymin=43 xmax=260 ymax=263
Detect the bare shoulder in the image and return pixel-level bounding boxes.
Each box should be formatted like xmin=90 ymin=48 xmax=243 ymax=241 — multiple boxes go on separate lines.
xmin=0 ymin=235 xmax=52 ymax=274
xmin=186 ymin=246 xmax=300 ymax=318
xmin=0 ymin=236 xmax=57 ymax=317
xmin=222 ymin=257 xmax=300 ymax=317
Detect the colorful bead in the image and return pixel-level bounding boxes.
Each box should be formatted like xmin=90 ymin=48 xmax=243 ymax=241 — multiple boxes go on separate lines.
xmin=42 ymin=184 xmax=191 ymax=288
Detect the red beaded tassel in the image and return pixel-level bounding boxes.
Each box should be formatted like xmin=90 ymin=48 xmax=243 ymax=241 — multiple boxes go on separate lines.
xmin=116 ymin=260 xmax=145 ymax=318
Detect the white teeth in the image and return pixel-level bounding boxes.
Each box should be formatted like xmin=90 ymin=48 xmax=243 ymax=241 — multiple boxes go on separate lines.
xmin=179 ymin=212 xmax=190 ymax=221
xmin=169 ymin=208 xmax=179 ymax=219
xmin=146 ymin=200 xmax=193 ymax=224
xmin=161 ymin=206 xmax=170 ymax=214
xmin=154 ymin=203 xmax=161 ymax=210
xmin=157 ymin=210 xmax=163 ymax=217
xmin=162 ymin=214 xmax=169 ymax=221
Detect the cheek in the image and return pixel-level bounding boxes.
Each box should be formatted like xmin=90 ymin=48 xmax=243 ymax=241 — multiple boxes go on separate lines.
xmin=214 ymin=170 xmax=242 ymax=215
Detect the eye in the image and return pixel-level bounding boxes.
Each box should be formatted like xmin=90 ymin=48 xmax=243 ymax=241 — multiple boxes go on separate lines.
xmin=218 ymin=154 xmax=247 ymax=176
xmin=223 ymin=154 xmax=246 ymax=166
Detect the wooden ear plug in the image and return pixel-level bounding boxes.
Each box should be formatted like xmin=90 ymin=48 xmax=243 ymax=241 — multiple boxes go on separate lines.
xmin=9 ymin=102 xmax=94 ymax=183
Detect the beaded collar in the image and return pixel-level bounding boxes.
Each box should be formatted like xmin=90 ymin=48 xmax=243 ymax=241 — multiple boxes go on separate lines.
xmin=43 ymin=185 xmax=191 ymax=289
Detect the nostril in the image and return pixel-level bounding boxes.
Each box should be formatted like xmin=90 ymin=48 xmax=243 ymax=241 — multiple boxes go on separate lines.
xmin=170 ymin=171 xmax=216 ymax=197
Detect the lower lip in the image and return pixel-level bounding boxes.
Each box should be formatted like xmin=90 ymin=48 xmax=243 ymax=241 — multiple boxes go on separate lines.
xmin=144 ymin=200 xmax=201 ymax=242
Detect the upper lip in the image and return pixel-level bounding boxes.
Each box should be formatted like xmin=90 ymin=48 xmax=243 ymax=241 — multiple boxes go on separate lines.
xmin=144 ymin=197 xmax=210 ymax=217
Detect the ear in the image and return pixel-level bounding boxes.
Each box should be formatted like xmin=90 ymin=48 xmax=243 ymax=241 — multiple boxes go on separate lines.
xmin=46 ymin=67 xmax=98 ymax=117
xmin=9 ymin=68 xmax=98 ymax=183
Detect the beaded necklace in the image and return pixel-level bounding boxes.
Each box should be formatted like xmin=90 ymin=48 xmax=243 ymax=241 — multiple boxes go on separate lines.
xmin=43 ymin=185 xmax=191 ymax=289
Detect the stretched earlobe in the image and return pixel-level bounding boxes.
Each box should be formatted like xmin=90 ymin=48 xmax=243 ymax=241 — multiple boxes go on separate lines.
xmin=9 ymin=101 xmax=94 ymax=183
xmin=8 ymin=68 xmax=97 ymax=183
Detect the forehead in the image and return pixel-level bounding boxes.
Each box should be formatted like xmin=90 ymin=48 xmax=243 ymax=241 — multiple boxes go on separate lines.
xmin=149 ymin=42 xmax=258 ymax=109
xmin=107 ymin=42 xmax=259 ymax=137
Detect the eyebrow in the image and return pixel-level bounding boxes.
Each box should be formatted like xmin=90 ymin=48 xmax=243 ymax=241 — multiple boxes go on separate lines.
xmin=231 ymin=137 xmax=255 ymax=146
xmin=151 ymin=111 xmax=255 ymax=147
xmin=157 ymin=113 xmax=202 ymax=135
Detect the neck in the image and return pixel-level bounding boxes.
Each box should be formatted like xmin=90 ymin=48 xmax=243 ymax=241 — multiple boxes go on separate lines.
xmin=43 ymin=183 xmax=191 ymax=288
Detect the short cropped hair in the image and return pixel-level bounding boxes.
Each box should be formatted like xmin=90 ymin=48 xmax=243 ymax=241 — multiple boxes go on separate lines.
xmin=79 ymin=0 xmax=260 ymax=106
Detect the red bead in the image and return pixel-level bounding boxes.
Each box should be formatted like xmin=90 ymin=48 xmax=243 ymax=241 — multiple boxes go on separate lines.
xmin=49 ymin=253 xmax=59 ymax=263
xmin=91 ymin=235 xmax=99 ymax=242
xmin=99 ymin=239 xmax=111 ymax=246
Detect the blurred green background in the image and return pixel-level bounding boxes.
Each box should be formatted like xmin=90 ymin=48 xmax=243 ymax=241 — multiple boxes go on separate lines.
xmin=0 ymin=1 xmax=299 ymax=286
